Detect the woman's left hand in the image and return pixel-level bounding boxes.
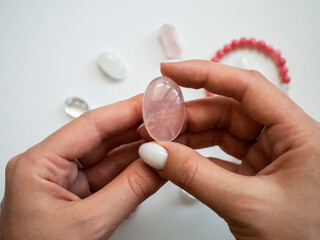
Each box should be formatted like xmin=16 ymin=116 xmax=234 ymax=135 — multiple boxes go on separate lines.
xmin=1 ymin=94 xmax=163 ymax=240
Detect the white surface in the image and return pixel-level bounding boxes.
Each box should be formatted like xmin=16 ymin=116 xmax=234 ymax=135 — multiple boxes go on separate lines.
xmin=1 ymin=1 xmax=320 ymax=239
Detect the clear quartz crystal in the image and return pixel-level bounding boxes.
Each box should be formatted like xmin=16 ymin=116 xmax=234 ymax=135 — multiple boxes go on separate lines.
xmin=64 ymin=97 xmax=89 ymax=118
xmin=142 ymin=76 xmax=185 ymax=141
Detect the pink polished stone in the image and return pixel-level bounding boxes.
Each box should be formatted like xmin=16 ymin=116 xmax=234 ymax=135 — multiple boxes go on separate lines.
xmin=143 ymin=76 xmax=185 ymax=142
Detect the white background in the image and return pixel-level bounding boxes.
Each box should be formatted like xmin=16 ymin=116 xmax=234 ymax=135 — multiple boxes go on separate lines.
xmin=1 ymin=1 xmax=320 ymax=239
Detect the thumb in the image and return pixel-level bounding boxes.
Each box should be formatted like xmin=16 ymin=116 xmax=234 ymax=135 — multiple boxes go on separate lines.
xmin=138 ymin=142 xmax=249 ymax=212
xmin=78 ymin=159 xmax=164 ymax=234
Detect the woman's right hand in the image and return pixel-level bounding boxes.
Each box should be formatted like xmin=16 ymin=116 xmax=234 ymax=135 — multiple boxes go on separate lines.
xmin=138 ymin=60 xmax=320 ymax=240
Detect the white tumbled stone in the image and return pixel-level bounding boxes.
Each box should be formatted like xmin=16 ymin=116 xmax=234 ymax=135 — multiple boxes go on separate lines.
xmin=97 ymin=52 xmax=127 ymax=81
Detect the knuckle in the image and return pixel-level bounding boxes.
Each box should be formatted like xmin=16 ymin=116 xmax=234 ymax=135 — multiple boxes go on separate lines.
xmin=127 ymin=171 xmax=150 ymax=201
xmin=247 ymin=70 xmax=268 ymax=85
xmin=177 ymin=155 xmax=198 ymax=189
xmin=248 ymin=69 xmax=264 ymax=79
xmin=5 ymin=154 xmax=21 ymax=179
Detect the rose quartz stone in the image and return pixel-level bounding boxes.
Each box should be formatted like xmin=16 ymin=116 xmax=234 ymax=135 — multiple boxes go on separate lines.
xmin=143 ymin=76 xmax=185 ymax=142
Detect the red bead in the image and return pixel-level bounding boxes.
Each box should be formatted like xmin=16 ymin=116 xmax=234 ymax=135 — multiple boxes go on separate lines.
xmin=223 ymin=44 xmax=232 ymax=53
xmin=282 ymin=75 xmax=291 ymax=83
xmin=278 ymin=57 xmax=286 ymax=66
xmin=264 ymin=44 xmax=274 ymax=54
xmin=206 ymin=91 xmax=215 ymax=97
xmin=231 ymin=39 xmax=240 ymax=48
xmin=280 ymin=66 xmax=288 ymax=76
xmin=272 ymin=49 xmax=281 ymax=60
xmin=248 ymin=38 xmax=257 ymax=47
xmin=239 ymin=37 xmax=248 ymax=46
xmin=216 ymin=49 xmax=225 ymax=58
xmin=257 ymin=40 xmax=266 ymax=49
xmin=211 ymin=57 xmax=220 ymax=62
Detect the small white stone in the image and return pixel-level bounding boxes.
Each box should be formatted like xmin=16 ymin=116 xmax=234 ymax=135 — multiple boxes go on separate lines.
xmin=97 ymin=52 xmax=127 ymax=81
xmin=159 ymin=24 xmax=182 ymax=59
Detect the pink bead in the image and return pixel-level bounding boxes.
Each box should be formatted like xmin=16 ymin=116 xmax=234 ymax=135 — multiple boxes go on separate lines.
xmin=264 ymin=44 xmax=274 ymax=54
xmin=143 ymin=76 xmax=185 ymax=142
xmin=231 ymin=39 xmax=240 ymax=49
xmin=257 ymin=40 xmax=266 ymax=49
xmin=248 ymin=38 xmax=257 ymax=47
xmin=272 ymin=49 xmax=281 ymax=60
xmin=282 ymin=75 xmax=291 ymax=83
xmin=278 ymin=57 xmax=286 ymax=66
xmin=216 ymin=49 xmax=225 ymax=58
xmin=239 ymin=37 xmax=248 ymax=46
xmin=211 ymin=57 xmax=220 ymax=62
xmin=280 ymin=66 xmax=288 ymax=76
xmin=223 ymin=44 xmax=232 ymax=53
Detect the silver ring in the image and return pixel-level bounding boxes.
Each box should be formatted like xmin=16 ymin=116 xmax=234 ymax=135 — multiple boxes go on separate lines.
xmin=74 ymin=159 xmax=84 ymax=169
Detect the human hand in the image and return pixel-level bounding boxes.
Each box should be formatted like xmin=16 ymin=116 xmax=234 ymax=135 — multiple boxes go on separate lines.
xmin=138 ymin=60 xmax=320 ymax=240
xmin=0 ymin=95 xmax=163 ymax=240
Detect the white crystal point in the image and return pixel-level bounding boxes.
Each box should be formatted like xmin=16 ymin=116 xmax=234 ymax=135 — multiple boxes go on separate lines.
xmin=97 ymin=52 xmax=127 ymax=81
xmin=64 ymin=97 xmax=89 ymax=118
xmin=159 ymin=24 xmax=182 ymax=59
xmin=239 ymin=56 xmax=254 ymax=70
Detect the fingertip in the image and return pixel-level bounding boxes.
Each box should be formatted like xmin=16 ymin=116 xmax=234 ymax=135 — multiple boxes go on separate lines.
xmin=137 ymin=123 xmax=154 ymax=141
xmin=160 ymin=60 xmax=190 ymax=76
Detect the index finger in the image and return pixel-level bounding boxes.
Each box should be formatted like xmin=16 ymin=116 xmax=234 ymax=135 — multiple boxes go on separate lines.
xmin=36 ymin=94 xmax=143 ymax=161
xmin=161 ymin=60 xmax=300 ymax=126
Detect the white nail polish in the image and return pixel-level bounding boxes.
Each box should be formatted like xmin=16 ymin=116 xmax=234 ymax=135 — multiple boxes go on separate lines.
xmin=138 ymin=143 xmax=168 ymax=170
xmin=160 ymin=59 xmax=183 ymax=64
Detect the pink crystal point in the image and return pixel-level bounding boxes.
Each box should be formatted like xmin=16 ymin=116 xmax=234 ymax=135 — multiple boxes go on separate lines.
xmin=159 ymin=24 xmax=182 ymax=59
xmin=143 ymin=76 xmax=185 ymax=142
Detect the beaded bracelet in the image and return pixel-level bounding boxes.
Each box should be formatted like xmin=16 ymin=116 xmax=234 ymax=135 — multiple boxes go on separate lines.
xmin=206 ymin=37 xmax=290 ymax=96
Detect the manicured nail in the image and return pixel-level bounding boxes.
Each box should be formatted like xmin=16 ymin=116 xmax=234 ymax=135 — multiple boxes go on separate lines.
xmin=138 ymin=142 xmax=168 ymax=170
xmin=160 ymin=59 xmax=182 ymax=64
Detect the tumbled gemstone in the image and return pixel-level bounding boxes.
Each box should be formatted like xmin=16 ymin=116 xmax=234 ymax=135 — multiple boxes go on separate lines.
xmin=64 ymin=97 xmax=89 ymax=118
xmin=159 ymin=24 xmax=182 ymax=59
xmin=143 ymin=76 xmax=185 ymax=141
xmin=97 ymin=52 xmax=127 ymax=80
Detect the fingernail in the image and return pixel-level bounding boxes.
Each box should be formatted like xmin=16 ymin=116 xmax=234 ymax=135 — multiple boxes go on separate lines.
xmin=138 ymin=142 xmax=168 ymax=170
xmin=137 ymin=123 xmax=145 ymax=132
xmin=160 ymin=59 xmax=185 ymax=65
